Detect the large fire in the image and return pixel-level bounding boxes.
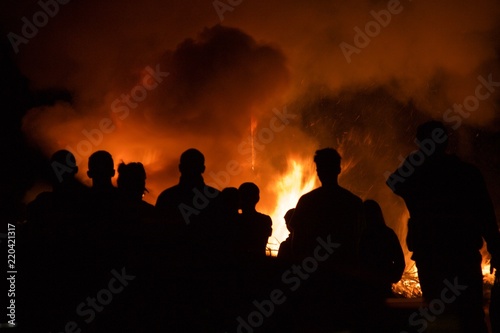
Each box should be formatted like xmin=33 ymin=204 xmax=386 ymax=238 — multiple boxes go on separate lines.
xmin=263 ymin=157 xmax=497 ymax=299
xmin=266 ymin=157 xmax=318 ymax=256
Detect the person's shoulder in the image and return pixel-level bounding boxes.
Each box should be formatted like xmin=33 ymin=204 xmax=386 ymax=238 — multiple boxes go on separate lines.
xmin=203 ymin=184 xmax=221 ymax=197
xmin=299 ymin=187 xmax=322 ymax=200
xmin=140 ymin=200 xmax=156 ymax=210
xmin=445 ymin=154 xmax=483 ymax=178
xmin=337 ymin=186 xmax=363 ymax=203
xmin=27 ymin=191 xmax=53 ymax=208
xmin=157 ymin=184 xmax=181 ymax=199
xmin=256 ymin=212 xmax=272 ymax=222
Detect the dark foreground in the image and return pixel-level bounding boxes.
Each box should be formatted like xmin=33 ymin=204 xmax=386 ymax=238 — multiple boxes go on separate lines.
xmin=12 ymin=249 xmax=496 ymax=333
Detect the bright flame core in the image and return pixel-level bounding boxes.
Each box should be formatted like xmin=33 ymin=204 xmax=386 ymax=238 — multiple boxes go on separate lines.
xmin=266 ymin=157 xmax=318 ymax=256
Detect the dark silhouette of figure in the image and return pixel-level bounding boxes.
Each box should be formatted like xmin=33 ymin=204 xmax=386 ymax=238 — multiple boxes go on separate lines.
xmin=84 ymin=150 xmax=120 ymax=223
xmin=360 ymin=199 xmax=405 ymax=297
xmin=20 ymin=149 xmax=89 ymax=332
xmin=289 ymin=147 xmax=365 ymax=332
xmin=115 ymin=160 xmax=158 ymax=233
xmin=278 ymin=208 xmax=295 ymax=262
xmin=117 ymin=161 xmax=148 ymax=200
xmin=116 ymin=161 xmax=157 ymax=221
xmin=25 ymin=149 xmax=89 ymax=230
xmin=291 ymin=148 xmax=365 ymax=268
xmin=48 ymin=149 xmax=89 ymax=195
xmin=387 ymin=120 xmax=500 ymax=333
xmin=237 ymin=182 xmax=273 ymax=257
xmin=155 ymin=148 xmax=220 ymax=227
xmin=87 ymin=150 xmax=117 ymax=192
xmin=154 ymin=148 xmax=226 ymax=331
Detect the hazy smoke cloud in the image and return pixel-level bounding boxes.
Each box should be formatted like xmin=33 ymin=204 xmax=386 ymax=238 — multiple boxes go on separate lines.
xmin=7 ymin=0 xmax=500 ymax=252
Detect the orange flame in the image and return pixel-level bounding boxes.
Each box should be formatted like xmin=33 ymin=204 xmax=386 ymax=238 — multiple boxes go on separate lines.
xmin=266 ymin=157 xmax=318 ymax=256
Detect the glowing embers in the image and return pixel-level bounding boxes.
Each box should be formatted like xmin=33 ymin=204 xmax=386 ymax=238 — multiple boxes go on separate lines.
xmin=392 ymin=262 xmax=422 ymax=298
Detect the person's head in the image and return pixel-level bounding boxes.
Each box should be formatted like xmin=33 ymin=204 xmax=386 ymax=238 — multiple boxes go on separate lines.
xmin=87 ymin=150 xmax=115 ymax=187
xmin=363 ymin=199 xmax=386 ymax=228
xmin=415 ymin=120 xmax=448 ymax=156
xmin=117 ymin=162 xmax=147 ymax=201
xmin=50 ymin=149 xmax=78 ymax=185
xmin=238 ymin=182 xmax=260 ymax=211
xmin=179 ymin=148 xmax=205 ymax=177
xmin=284 ymin=208 xmax=295 ymax=232
xmin=314 ymin=148 xmax=341 ymax=185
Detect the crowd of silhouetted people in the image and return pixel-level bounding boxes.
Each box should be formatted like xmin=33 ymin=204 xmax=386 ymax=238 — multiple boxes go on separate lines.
xmin=16 ymin=120 xmax=500 ymax=333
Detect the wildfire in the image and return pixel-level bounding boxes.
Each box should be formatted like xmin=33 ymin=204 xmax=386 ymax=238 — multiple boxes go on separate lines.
xmin=266 ymin=157 xmax=318 ymax=256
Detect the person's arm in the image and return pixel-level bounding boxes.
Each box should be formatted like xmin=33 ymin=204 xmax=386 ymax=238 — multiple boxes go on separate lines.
xmin=385 ymin=152 xmax=421 ymax=197
xmin=388 ymin=229 xmax=406 ymax=282
xmin=266 ymin=215 xmax=273 ymax=237
xmin=290 ymin=196 xmax=308 ymax=260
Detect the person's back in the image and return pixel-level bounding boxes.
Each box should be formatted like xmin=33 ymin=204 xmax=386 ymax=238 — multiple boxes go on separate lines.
xmin=291 ymin=148 xmax=364 ymax=271
xmin=389 ymin=122 xmax=499 ymax=263
xmin=238 ymin=182 xmax=273 ymax=258
xmin=359 ymin=200 xmax=405 ymax=298
xmin=402 ymin=154 xmax=489 ymax=257
xmin=387 ymin=120 xmax=500 ymax=333
xmin=277 ymin=208 xmax=295 ymax=262
xmin=156 ymin=148 xmax=220 ymax=228
xmin=86 ymin=150 xmax=120 ymax=220
xmin=21 ymin=149 xmax=89 ymax=332
xmin=116 ymin=161 xmax=157 ymax=221
xmin=292 ymin=185 xmax=364 ymax=270
xmin=288 ymin=148 xmax=365 ymax=332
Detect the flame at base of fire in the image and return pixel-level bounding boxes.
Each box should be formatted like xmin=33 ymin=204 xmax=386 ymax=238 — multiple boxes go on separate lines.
xmin=392 ymin=262 xmax=422 ymax=298
xmin=392 ymin=257 xmax=496 ymax=299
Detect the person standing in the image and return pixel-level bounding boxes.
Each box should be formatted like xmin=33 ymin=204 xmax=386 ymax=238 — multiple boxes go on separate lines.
xmin=386 ymin=120 xmax=500 ymax=332
xmin=289 ymin=147 xmax=365 ymax=332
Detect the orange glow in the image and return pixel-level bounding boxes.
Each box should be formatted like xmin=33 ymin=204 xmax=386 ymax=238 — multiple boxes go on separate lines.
xmin=266 ymin=157 xmax=318 ymax=256
xmin=482 ymin=258 xmax=496 ymax=286
xmin=250 ymin=116 xmax=257 ymax=171
xmin=392 ymin=262 xmax=422 ymax=298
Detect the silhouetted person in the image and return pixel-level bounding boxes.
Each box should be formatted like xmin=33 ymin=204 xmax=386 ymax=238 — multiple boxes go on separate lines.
xmin=155 ymin=148 xmax=220 ymax=227
xmin=82 ymin=150 xmax=120 ymax=224
xmin=87 ymin=150 xmax=117 ymax=191
xmin=291 ymin=148 xmax=365 ymax=268
xmin=277 ymin=208 xmax=295 ymax=262
xmin=154 ymin=148 xmax=225 ymax=331
xmin=289 ymin=148 xmax=365 ymax=332
xmin=387 ymin=120 xmax=500 ymax=333
xmin=48 ymin=149 xmax=89 ymax=195
xmin=117 ymin=161 xmax=148 ymax=200
xmin=116 ymin=161 xmax=157 ymax=220
xmin=237 ymin=182 xmax=273 ymax=258
xmin=115 ymin=160 xmax=158 ymax=231
xmin=20 ymin=149 xmax=88 ymax=332
xmin=360 ymin=199 xmax=405 ymax=298
xmin=26 ymin=149 xmax=88 ymax=229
